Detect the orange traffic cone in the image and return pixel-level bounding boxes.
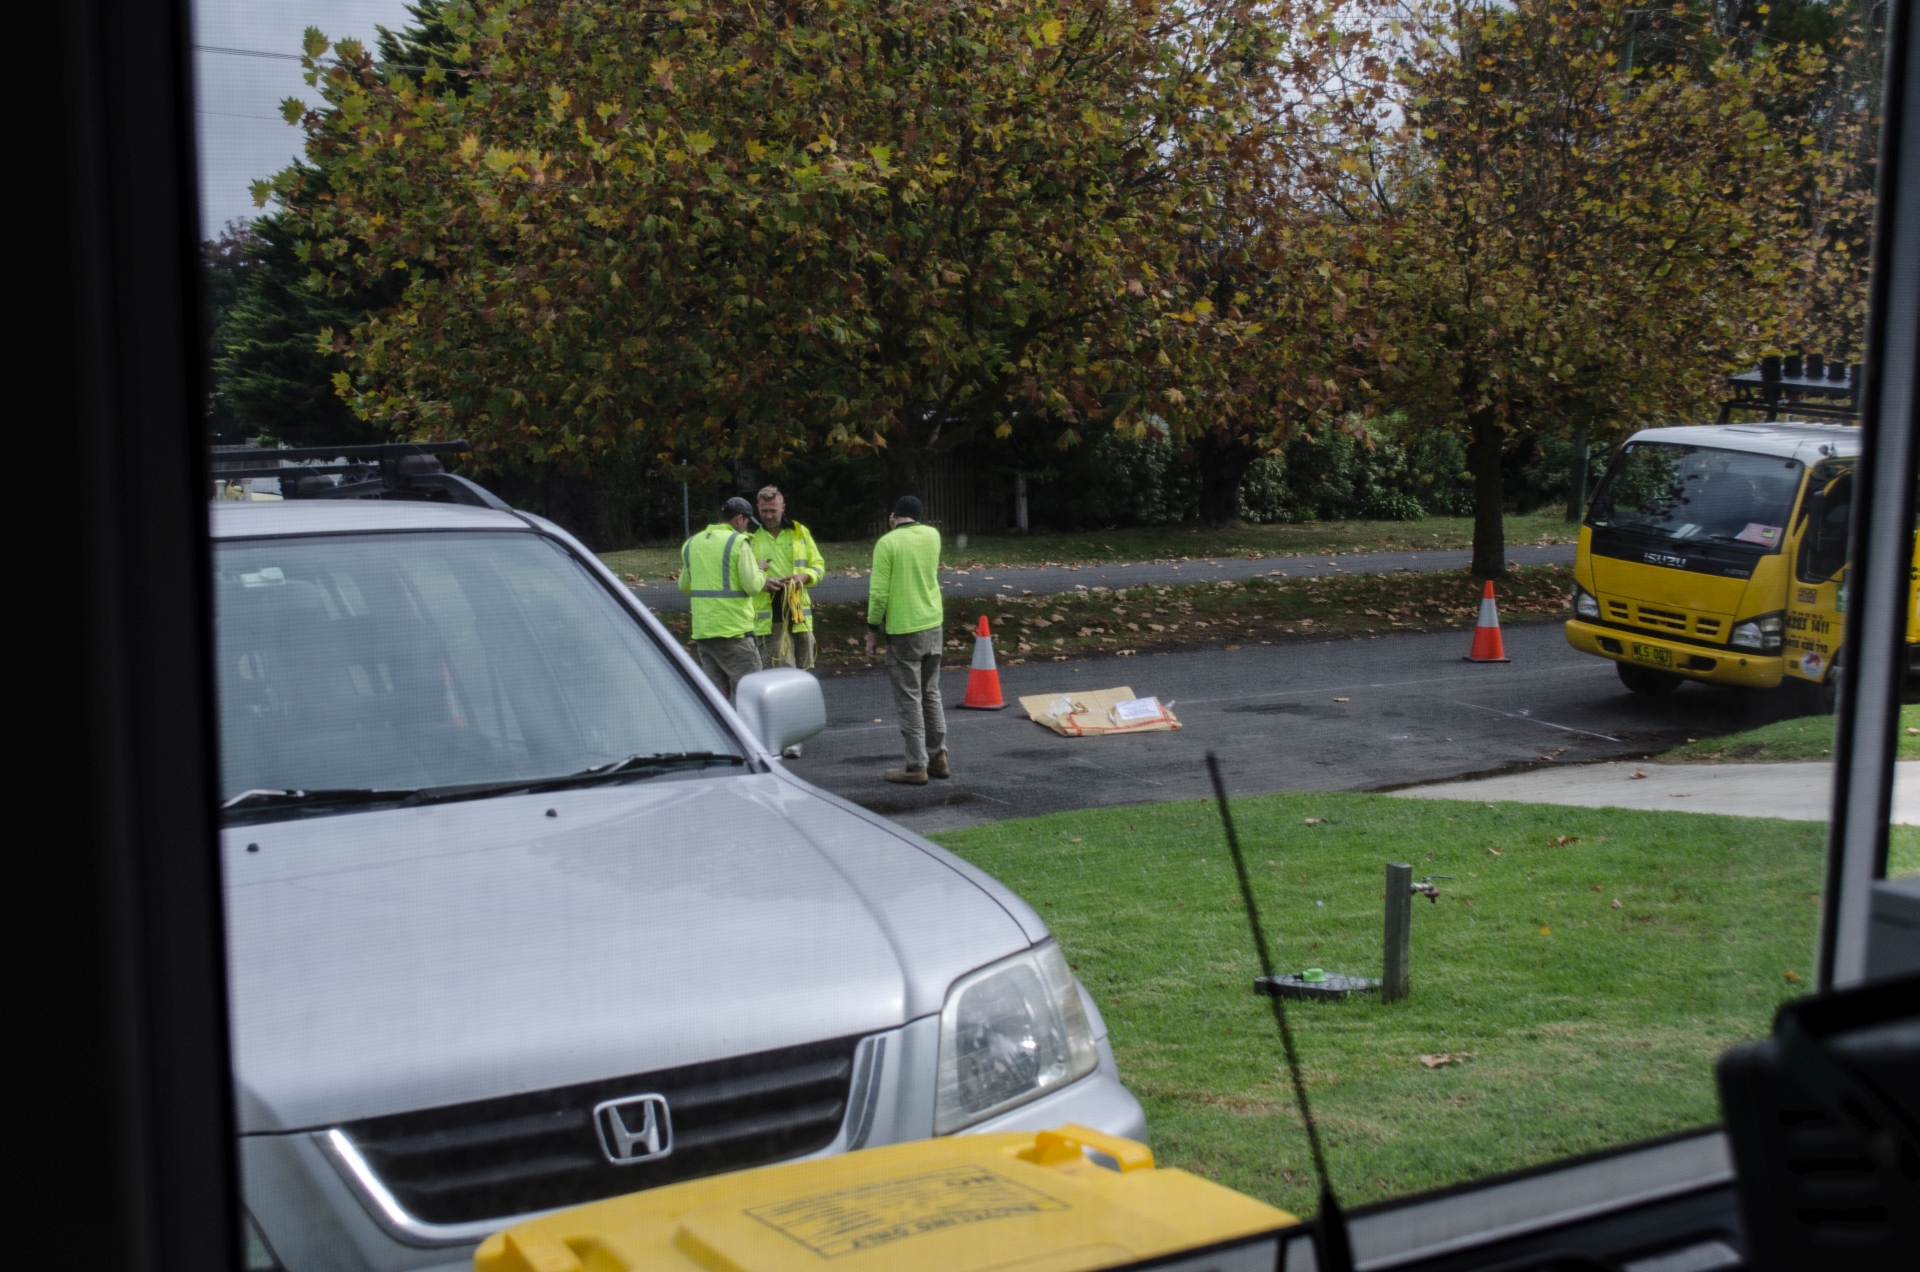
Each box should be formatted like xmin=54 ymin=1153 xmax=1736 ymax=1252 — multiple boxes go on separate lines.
xmin=961 ymin=615 xmax=1007 ymax=709
xmin=1463 ymin=579 xmax=1510 ymax=662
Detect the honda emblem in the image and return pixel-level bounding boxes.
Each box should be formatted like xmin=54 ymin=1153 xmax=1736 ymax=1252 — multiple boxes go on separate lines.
xmin=593 ymin=1094 xmax=673 ymax=1165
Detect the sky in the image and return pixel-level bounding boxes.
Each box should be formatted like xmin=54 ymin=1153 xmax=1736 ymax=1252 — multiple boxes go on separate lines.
xmin=193 ymin=0 xmax=416 ymax=238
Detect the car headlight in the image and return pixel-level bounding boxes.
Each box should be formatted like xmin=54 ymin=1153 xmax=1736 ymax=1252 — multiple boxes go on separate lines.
xmin=934 ymin=941 xmax=1099 ymax=1134
xmin=1572 ymin=584 xmax=1601 ymax=620
xmin=1730 ymin=612 xmax=1784 ymax=652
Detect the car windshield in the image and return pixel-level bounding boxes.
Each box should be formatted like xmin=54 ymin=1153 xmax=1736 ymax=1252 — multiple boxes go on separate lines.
xmin=214 ymin=532 xmax=740 ymax=810
xmin=1588 ymin=443 xmax=1804 ymax=550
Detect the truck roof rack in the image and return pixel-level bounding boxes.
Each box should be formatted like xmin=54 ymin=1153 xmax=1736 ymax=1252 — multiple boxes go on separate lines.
xmin=1720 ymin=351 xmax=1861 ymax=423
xmin=209 ymin=441 xmax=512 ymax=511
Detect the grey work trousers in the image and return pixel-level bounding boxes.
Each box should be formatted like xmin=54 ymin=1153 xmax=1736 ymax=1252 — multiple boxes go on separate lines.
xmin=694 ymin=635 xmax=762 ymax=701
xmin=886 ymin=626 xmax=947 ymax=770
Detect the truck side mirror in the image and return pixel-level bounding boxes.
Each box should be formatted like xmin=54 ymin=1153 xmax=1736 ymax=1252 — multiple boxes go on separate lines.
xmin=733 ymin=668 xmax=826 ymax=755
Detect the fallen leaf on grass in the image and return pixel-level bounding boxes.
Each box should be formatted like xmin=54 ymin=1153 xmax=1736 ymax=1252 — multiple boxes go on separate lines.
xmin=1908 ymin=727 xmax=1918 ymax=736
xmin=1549 ymin=835 xmax=1579 ymax=846
xmin=1784 ymin=970 xmax=1802 ymax=982
xmin=1591 ymin=885 xmax=1603 ymax=892
xmin=1539 ymin=925 xmax=1552 ymax=935
xmin=1487 ymin=846 xmax=1503 ymax=856
xmin=1611 ymin=899 xmax=1623 ymax=909
xmin=1418 ymin=1052 xmax=1477 ymax=1069
xmin=1304 ymin=817 xmax=1326 ymax=825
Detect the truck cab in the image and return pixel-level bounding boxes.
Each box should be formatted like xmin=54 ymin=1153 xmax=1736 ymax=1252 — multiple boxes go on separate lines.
xmin=1565 ymin=422 xmax=1860 ymax=697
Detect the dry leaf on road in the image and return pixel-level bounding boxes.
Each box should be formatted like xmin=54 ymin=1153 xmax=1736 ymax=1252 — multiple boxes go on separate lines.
xmin=1629 ymin=769 xmax=1648 ymax=779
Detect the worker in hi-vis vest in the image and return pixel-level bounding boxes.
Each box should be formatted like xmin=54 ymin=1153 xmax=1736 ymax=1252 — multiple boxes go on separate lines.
xmin=864 ymin=495 xmax=949 ymax=785
xmin=750 ymin=485 xmax=825 ymax=673
xmin=678 ymin=497 xmax=766 ymax=701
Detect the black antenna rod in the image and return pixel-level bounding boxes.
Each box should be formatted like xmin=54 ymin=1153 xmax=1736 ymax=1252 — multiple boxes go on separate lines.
xmin=1206 ymin=751 xmax=1354 ymax=1272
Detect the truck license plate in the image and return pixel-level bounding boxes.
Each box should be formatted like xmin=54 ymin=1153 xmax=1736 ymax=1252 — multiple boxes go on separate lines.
xmin=1630 ymin=642 xmax=1673 ymax=667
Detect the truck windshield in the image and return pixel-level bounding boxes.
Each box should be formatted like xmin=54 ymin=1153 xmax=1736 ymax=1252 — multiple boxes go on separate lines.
xmin=214 ymin=532 xmax=741 ymax=812
xmin=1588 ymin=442 xmax=1804 ymax=551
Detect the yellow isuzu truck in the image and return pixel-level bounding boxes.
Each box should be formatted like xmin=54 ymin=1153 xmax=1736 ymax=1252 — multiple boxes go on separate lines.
xmin=1565 ymin=421 xmax=1863 ymax=703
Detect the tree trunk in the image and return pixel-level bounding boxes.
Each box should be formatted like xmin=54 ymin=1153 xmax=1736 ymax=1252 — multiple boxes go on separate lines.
xmin=1565 ymin=425 xmax=1590 ymax=523
xmin=1468 ymin=405 xmax=1506 ymax=578
xmin=1193 ymin=432 xmax=1261 ymax=528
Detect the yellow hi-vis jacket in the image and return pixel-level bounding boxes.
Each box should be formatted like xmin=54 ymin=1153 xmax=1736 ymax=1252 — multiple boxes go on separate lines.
xmin=679 ymin=523 xmax=766 ymax=640
xmin=867 ymin=521 xmax=945 ymax=635
xmin=751 ymin=521 xmax=825 ymax=635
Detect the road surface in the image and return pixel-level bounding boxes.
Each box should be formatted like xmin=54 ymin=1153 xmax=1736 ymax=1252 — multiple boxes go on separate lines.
xmin=786 ymin=619 xmax=1803 ymax=835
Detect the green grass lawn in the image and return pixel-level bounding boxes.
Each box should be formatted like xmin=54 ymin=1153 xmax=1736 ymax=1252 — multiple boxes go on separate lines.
xmin=1662 ymin=703 xmax=1920 ymax=763
xmin=598 ymin=510 xmax=1575 ymax=583
xmin=934 ymin=793 xmax=1837 ymax=1215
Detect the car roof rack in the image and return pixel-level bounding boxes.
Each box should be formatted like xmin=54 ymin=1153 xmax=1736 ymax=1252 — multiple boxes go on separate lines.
xmin=209 ymin=441 xmax=512 ymax=511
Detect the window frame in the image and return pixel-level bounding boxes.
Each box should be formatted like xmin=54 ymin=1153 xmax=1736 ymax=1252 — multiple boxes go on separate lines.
xmin=37 ymin=0 xmax=1918 ymax=1266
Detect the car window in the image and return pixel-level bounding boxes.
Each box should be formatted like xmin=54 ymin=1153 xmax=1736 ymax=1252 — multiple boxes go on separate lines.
xmin=215 ymin=532 xmax=738 ymax=804
xmin=188 ymin=0 xmax=1906 ymax=1262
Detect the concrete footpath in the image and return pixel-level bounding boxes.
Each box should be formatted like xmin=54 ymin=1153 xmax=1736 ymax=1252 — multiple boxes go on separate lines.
xmin=1390 ymin=759 xmax=1920 ymax=823
xmin=631 ymin=542 xmax=1576 ymax=613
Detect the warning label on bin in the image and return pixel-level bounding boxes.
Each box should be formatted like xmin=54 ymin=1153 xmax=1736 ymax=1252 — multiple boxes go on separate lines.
xmin=746 ymin=1167 xmax=1070 ymax=1257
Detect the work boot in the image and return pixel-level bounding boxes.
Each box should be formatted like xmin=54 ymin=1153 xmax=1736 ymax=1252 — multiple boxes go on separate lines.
xmin=927 ymin=749 xmax=951 ymax=779
xmin=884 ymin=766 xmax=929 ymax=786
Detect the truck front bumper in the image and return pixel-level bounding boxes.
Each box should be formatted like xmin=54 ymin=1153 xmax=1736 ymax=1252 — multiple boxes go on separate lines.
xmin=1563 ymin=619 xmax=1785 ymax=689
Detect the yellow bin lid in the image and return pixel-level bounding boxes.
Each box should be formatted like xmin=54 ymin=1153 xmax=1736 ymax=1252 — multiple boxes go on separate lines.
xmin=476 ymin=1124 xmax=1297 ymax=1272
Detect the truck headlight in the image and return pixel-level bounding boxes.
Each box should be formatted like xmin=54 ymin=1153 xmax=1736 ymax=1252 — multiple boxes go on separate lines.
xmin=1730 ymin=612 xmax=1784 ymax=652
xmin=934 ymin=941 xmax=1099 ymax=1134
xmin=1572 ymin=584 xmax=1601 ymax=620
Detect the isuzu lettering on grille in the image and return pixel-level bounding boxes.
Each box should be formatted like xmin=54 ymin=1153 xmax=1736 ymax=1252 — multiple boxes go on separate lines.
xmin=1644 ymin=551 xmax=1687 ymax=569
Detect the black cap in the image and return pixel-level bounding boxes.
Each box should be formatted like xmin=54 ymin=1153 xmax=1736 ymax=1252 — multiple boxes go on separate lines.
xmin=892 ymin=495 xmax=924 ymax=520
xmin=722 ymin=496 xmax=755 ymax=519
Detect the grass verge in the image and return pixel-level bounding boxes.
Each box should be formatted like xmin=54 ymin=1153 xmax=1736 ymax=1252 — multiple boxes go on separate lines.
xmin=1661 ymin=703 xmax=1920 ymax=763
xmin=934 ymin=793 xmax=1837 ymax=1215
xmin=648 ymin=564 xmax=1574 ymax=669
xmin=599 ymin=510 xmax=1575 ymax=582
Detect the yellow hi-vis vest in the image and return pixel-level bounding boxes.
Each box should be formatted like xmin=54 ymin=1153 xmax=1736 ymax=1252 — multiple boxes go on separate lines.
xmin=752 ymin=521 xmax=825 ymax=635
xmin=679 ymin=524 xmax=765 ymax=639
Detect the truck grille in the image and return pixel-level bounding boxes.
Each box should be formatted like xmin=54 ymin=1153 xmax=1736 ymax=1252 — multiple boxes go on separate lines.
xmin=1603 ymin=599 xmax=1728 ymax=643
xmin=335 ymin=1035 xmax=866 ymax=1225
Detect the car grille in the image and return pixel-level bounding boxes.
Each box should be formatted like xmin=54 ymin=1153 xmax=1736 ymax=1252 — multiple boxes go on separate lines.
xmin=1603 ymin=599 xmax=1727 ymax=642
xmin=336 ymin=1035 xmax=866 ymax=1225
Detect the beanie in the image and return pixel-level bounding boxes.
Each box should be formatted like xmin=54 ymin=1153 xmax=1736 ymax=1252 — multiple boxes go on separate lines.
xmin=722 ymin=496 xmax=755 ymax=519
xmin=892 ymin=495 xmax=924 ymax=520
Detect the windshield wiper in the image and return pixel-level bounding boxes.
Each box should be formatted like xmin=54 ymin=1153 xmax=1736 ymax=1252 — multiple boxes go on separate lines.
xmin=221 ymin=754 xmax=748 ymax=822
xmin=536 ymin=751 xmax=747 ymax=790
xmin=222 ymin=788 xmax=418 ymax=812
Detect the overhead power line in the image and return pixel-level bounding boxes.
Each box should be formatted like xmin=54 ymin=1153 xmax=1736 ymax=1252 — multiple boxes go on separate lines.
xmin=195 ymin=44 xmax=302 ymax=62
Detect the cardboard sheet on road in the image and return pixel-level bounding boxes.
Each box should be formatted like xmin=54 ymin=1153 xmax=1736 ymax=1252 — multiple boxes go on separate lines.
xmin=1019 ymin=686 xmax=1182 ymax=737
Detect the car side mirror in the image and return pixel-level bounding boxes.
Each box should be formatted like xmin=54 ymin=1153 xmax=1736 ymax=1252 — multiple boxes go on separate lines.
xmin=733 ymin=669 xmax=826 ymax=754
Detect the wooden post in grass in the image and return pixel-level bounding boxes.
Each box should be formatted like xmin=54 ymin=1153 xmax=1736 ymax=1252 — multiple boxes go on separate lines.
xmin=1384 ymin=862 xmax=1413 ymax=1002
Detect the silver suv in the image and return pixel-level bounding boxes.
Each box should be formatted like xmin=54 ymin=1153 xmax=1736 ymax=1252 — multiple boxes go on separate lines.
xmin=212 ymin=495 xmax=1143 ymax=1271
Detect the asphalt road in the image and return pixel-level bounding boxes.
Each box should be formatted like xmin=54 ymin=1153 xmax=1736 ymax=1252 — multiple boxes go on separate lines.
xmin=631 ymin=542 xmax=1577 ymax=612
xmin=787 ymin=619 xmax=1801 ymax=836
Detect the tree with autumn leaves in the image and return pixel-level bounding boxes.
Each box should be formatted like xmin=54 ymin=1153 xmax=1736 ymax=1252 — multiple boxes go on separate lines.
xmin=270 ymin=0 xmax=1370 ymax=507
xmin=258 ymin=0 xmax=1868 ymax=568
xmin=1366 ymin=0 xmax=1837 ymax=575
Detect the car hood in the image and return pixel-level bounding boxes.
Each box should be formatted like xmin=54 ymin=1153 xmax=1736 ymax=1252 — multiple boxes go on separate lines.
xmin=224 ymin=771 xmax=1036 ymax=1132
